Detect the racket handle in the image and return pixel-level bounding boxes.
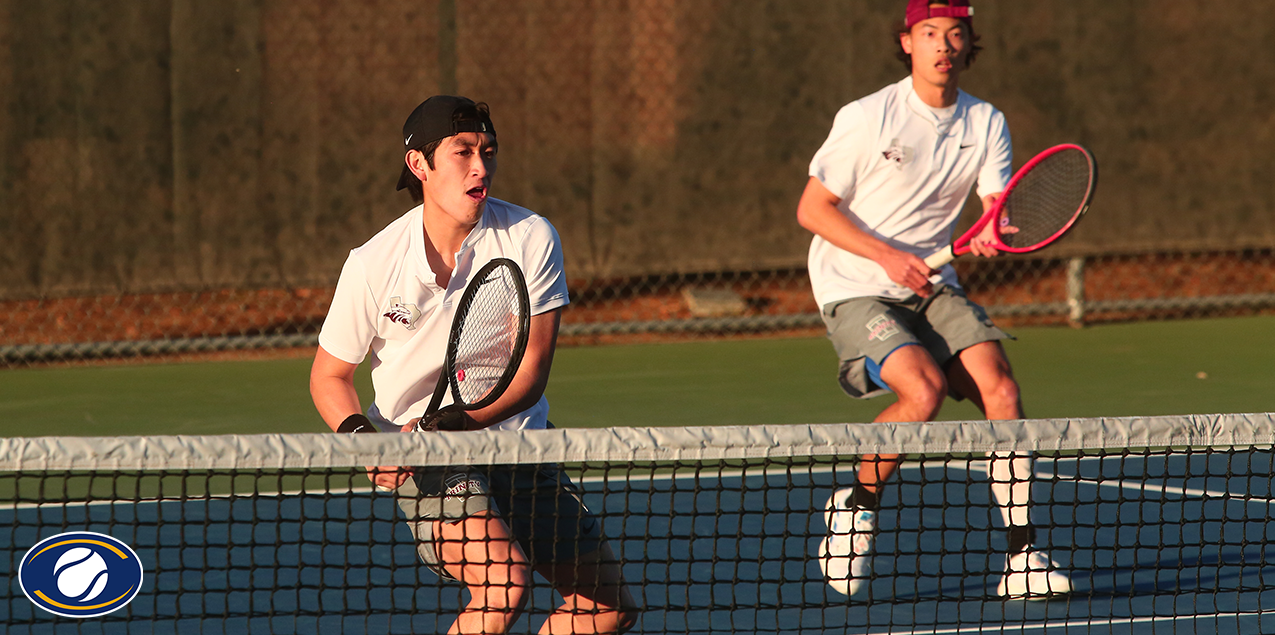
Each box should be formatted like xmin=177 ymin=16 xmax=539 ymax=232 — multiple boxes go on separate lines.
xmin=924 ymin=246 xmax=956 ymax=269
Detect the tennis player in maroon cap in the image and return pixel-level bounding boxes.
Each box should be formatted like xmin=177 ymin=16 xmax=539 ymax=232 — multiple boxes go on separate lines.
xmin=798 ymin=0 xmax=1071 ymax=599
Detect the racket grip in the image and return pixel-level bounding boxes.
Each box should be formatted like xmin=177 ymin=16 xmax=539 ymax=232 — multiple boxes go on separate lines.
xmin=924 ymin=246 xmax=956 ymax=270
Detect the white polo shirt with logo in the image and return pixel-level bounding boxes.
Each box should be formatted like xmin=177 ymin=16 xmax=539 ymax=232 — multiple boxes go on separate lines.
xmin=318 ymin=198 xmax=569 ymax=431
xmin=807 ymin=76 xmax=1013 ymax=308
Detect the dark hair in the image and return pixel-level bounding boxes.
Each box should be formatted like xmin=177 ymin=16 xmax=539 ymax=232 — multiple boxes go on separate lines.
xmin=893 ymin=4 xmax=982 ymax=70
xmin=400 ymin=101 xmax=493 ymax=204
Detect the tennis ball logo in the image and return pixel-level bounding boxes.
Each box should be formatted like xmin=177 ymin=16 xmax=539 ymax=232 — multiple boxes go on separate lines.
xmin=19 ymin=531 xmax=143 ymax=618
xmin=55 ymin=548 xmax=110 ymax=602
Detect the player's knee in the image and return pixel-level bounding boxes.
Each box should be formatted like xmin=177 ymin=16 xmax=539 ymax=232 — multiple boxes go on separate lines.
xmin=983 ymin=376 xmax=1021 ymax=413
xmin=896 ymin=375 xmax=946 ymax=418
xmin=473 ymin=565 xmax=533 ymax=613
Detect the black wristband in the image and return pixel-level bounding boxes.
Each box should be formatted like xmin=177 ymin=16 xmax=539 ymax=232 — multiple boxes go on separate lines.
xmin=336 ymin=413 xmax=377 ymax=434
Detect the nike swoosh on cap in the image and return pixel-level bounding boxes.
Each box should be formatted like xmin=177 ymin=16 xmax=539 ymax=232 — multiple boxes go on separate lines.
xmin=405 ymin=133 xmax=413 ymax=146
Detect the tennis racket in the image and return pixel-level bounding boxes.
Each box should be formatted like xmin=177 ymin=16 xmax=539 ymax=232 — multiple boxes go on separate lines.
xmin=415 ymin=257 xmax=531 ymax=432
xmin=925 ymin=144 xmax=1098 ymax=269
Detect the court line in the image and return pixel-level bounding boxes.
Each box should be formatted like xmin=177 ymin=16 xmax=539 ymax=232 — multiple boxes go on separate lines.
xmin=871 ymin=609 xmax=1275 ymax=634
xmin=577 ymin=461 xmax=1275 ymax=509
xmin=961 ymin=460 xmax=1275 ymax=508
xmin=1041 ymin=470 xmax=1275 ymax=506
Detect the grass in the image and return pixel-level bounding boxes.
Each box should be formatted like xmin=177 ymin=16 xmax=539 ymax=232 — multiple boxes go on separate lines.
xmin=2 ymin=315 xmax=1273 ymax=437
xmin=547 ymin=315 xmax=1275 ymax=427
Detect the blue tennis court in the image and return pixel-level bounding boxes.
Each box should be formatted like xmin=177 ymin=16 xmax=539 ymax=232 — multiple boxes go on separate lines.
xmin=3 ymin=446 xmax=1273 ymax=634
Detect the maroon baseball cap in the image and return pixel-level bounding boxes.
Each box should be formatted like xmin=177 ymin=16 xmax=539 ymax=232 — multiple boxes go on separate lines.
xmin=905 ymin=0 xmax=974 ymax=28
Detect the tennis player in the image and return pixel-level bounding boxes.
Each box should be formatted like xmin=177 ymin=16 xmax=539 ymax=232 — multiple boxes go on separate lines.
xmin=310 ymin=96 xmax=637 ymax=634
xmin=796 ymin=0 xmax=1070 ymax=599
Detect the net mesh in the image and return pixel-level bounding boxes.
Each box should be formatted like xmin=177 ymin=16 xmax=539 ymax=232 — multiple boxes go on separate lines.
xmin=2 ymin=414 xmax=1274 ymax=633
xmin=1003 ymin=147 xmax=1095 ymax=250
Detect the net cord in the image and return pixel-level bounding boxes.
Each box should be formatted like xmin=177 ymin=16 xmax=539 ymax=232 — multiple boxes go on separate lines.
xmin=0 ymin=412 xmax=1271 ymax=472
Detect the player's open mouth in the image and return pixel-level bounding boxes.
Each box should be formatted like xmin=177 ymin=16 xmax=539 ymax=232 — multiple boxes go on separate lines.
xmin=466 ymin=186 xmax=487 ymax=202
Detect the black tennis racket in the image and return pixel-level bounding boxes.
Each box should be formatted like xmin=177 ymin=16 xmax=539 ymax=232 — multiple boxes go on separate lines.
xmin=415 ymin=258 xmax=531 ymax=432
xmin=925 ymin=144 xmax=1098 ymax=268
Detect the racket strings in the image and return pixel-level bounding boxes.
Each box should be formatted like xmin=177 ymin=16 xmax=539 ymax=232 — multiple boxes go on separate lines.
xmin=1002 ymin=150 xmax=1093 ymax=249
xmin=451 ymin=268 xmax=526 ymax=405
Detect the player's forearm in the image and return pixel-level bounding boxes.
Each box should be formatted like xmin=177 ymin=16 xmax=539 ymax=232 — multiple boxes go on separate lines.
xmin=797 ymin=177 xmax=934 ymax=296
xmin=797 ymin=195 xmax=895 ymax=264
xmin=310 ymin=375 xmax=364 ymax=432
xmin=310 ymin=347 xmax=365 ymax=432
xmin=466 ymin=367 xmax=550 ymax=429
xmin=466 ymin=309 xmax=561 ymax=429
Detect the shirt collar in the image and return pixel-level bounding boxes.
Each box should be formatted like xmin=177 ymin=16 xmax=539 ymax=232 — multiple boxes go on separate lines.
xmin=899 ymin=77 xmax=966 ymax=135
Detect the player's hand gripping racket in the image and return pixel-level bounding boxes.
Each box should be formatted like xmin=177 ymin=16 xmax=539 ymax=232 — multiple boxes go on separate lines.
xmin=925 ymin=144 xmax=1098 ymax=269
xmin=415 ymin=257 xmax=531 ymax=432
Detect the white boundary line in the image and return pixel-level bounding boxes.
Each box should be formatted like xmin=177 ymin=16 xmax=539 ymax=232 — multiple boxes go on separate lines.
xmin=959 ymin=458 xmax=1275 ymax=508
xmin=575 ymin=457 xmax=1275 ymax=506
xmin=867 ymin=609 xmax=1275 ymax=634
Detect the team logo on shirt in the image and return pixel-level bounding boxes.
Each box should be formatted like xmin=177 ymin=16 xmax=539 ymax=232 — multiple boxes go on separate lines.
xmin=383 ymin=296 xmax=422 ymax=331
xmin=882 ymin=138 xmax=915 ymax=169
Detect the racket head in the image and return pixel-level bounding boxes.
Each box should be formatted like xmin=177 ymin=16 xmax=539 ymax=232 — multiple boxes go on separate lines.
xmin=444 ymin=258 xmax=531 ymax=411
xmin=993 ymin=144 xmax=1098 ymax=254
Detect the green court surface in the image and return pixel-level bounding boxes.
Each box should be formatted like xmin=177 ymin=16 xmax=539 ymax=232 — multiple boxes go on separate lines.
xmin=2 ymin=315 xmax=1274 ymax=438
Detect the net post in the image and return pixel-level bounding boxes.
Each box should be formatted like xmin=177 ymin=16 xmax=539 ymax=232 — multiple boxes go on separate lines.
xmin=1066 ymin=256 xmax=1086 ymax=327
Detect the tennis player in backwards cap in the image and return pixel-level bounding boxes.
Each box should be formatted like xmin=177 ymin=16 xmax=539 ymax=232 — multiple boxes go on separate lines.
xmin=796 ymin=0 xmax=1070 ymax=599
xmin=310 ymin=96 xmax=637 ymax=634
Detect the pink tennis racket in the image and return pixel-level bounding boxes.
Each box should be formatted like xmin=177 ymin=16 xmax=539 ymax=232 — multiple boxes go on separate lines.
xmin=925 ymin=144 xmax=1097 ymax=269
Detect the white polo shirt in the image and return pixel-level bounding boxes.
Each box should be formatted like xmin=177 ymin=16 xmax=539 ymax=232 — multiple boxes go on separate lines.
xmin=318 ymin=198 xmax=569 ymax=431
xmin=807 ymin=76 xmax=1013 ymax=307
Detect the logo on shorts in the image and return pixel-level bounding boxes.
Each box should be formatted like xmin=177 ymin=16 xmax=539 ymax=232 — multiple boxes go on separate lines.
xmin=19 ymin=532 xmax=144 ymax=618
xmin=882 ymin=139 xmax=915 ymax=169
xmin=383 ymin=296 xmax=422 ymax=331
xmin=866 ymin=315 xmax=900 ymax=342
xmin=443 ymin=473 xmax=485 ymax=500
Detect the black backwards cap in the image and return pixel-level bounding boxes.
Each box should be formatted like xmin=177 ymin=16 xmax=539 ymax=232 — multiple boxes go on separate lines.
xmin=395 ymin=95 xmax=496 ymax=191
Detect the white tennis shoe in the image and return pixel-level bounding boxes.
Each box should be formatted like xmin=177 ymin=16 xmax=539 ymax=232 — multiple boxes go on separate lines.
xmin=819 ymin=487 xmax=876 ymax=596
xmin=997 ymin=548 xmax=1071 ymax=599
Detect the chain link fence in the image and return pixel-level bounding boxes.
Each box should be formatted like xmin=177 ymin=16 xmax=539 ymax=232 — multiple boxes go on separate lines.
xmin=3 ymin=2 xmax=1275 ymax=367
xmin=6 ymin=249 xmax=1275 ymax=366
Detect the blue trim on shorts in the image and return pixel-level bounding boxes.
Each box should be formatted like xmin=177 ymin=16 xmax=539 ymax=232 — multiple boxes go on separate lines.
xmin=865 ymin=343 xmax=918 ymax=392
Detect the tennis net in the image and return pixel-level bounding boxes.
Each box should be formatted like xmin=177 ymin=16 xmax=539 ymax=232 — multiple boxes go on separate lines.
xmin=2 ymin=413 xmax=1274 ymax=634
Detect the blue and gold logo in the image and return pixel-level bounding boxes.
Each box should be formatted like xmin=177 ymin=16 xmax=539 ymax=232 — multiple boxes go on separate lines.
xmin=18 ymin=531 xmax=143 ymax=618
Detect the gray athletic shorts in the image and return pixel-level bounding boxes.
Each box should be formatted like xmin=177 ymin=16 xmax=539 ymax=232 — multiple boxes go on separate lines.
xmin=394 ymin=460 xmax=604 ymax=581
xmin=821 ymin=285 xmax=1011 ymax=399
